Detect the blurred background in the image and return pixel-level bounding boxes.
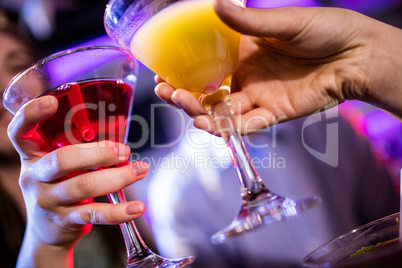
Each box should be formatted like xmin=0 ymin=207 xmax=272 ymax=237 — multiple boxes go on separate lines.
xmin=1 ymin=0 xmax=401 ymax=183
xmin=1 ymin=0 xmax=401 ymax=52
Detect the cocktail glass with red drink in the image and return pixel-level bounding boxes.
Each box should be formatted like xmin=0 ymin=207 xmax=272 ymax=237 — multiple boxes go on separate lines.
xmin=3 ymin=46 xmax=194 ymax=268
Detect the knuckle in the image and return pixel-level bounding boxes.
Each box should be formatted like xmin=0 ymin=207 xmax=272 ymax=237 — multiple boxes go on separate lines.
xmin=76 ymin=175 xmax=95 ymax=196
xmin=93 ymin=142 xmax=116 ymax=164
xmin=19 ymin=172 xmax=32 ymax=190
xmin=6 ymin=122 xmax=16 ymax=141
xmin=53 ymin=147 xmax=66 ymax=170
xmin=19 ymin=164 xmax=38 ymax=189
xmin=92 ymin=143 xmax=104 ymax=156
xmin=19 ymin=176 xmax=29 ymax=189
xmin=118 ymin=165 xmax=135 ymax=184
xmin=82 ymin=208 xmax=106 ymax=224
xmin=36 ymin=195 xmax=52 ymax=211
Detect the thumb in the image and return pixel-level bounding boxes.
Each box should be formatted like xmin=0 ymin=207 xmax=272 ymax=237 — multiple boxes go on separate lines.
xmin=214 ymin=0 xmax=309 ymax=40
xmin=8 ymin=95 xmax=58 ymax=159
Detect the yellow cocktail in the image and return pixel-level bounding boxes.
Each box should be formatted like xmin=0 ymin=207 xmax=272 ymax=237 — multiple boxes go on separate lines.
xmin=105 ymin=0 xmax=320 ymax=247
xmin=130 ymin=0 xmax=240 ymax=95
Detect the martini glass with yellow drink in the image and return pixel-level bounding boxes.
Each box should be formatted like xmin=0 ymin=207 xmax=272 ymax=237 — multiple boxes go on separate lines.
xmin=104 ymin=0 xmax=321 ymax=244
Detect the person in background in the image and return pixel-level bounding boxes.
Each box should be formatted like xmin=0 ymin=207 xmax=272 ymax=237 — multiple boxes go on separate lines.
xmin=0 ymin=21 xmax=149 ymax=268
xmin=0 ymin=21 xmax=37 ymax=268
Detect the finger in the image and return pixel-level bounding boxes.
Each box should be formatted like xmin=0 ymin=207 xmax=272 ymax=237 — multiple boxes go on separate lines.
xmin=193 ymin=90 xmax=255 ymax=135
xmin=171 ymin=89 xmax=207 ymax=118
xmin=214 ymin=0 xmax=310 ymax=40
xmin=52 ymin=161 xmax=149 ymax=204
xmin=194 ymin=108 xmax=278 ymax=135
xmin=193 ymin=106 xmax=277 ymax=135
xmin=193 ymin=115 xmax=217 ymax=134
xmin=155 ymin=82 xmax=174 ymax=101
xmin=236 ymin=107 xmax=279 ymax=135
xmin=68 ymin=200 xmax=145 ymax=225
xmin=31 ymin=141 xmax=132 ymax=182
xmin=154 ymin=82 xmax=178 ymax=108
xmin=7 ymin=95 xmax=58 ymax=159
xmin=154 ymin=75 xmax=165 ymax=84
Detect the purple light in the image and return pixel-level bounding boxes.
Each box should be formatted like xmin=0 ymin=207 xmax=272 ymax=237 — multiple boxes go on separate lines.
xmin=330 ymin=0 xmax=395 ymax=14
xmin=247 ymin=0 xmax=320 ymax=8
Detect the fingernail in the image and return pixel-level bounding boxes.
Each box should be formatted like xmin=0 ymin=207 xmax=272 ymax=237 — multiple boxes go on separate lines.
xmin=37 ymin=96 xmax=54 ymax=110
xmin=170 ymin=94 xmax=184 ymax=110
xmin=115 ymin=143 xmax=129 ymax=157
xmin=231 ymin=0 xmax=245 ymax=8
xmin=126 ymin=204 xmax=144 ymax=215
xmin=168 ymin=103 xmax=180 ymax=109
xmin=132 ymin=162 xmax=149 ymax=176
xmin=215 ymin=0 xmax=241 ymax=14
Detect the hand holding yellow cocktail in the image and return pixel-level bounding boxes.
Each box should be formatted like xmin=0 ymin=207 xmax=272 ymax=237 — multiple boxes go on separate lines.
xmin=105 ymin=0 xmax=320 ymax=247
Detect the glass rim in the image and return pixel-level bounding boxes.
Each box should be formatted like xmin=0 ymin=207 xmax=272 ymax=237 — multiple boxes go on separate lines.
xmin=303 ymin=212 xmax=401 ymax=267
xmin=3 ymin=45 xmax=136 ymax=115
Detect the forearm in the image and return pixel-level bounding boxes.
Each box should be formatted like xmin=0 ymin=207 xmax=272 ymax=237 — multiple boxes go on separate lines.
xmin=363 ymin=16 xmax=402 ymax=119
xmin=17 ymin=225 xmax=73 ymax=268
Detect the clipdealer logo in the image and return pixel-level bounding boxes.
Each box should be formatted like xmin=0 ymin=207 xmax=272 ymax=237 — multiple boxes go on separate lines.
xmin=61 ymin=100 xmax=340 ymax=169
xmin=301 ymin=104 xmax=339 ymax=167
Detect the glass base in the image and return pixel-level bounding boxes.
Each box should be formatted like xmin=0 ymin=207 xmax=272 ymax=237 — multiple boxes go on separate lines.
xmin=210 ymin=193 xmax=321 ymax=244
xmin=127 ymin=253 xmax=195 ymax=268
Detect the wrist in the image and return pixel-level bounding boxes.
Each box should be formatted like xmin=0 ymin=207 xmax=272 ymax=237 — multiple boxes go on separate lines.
xmin=364 ymin=18 xmax=402 ymax=118
xmin=17 ymin=226 xmax=74 ymax=268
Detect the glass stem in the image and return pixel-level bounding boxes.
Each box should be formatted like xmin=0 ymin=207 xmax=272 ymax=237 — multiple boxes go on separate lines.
xmin=207 ymin=97 xmax=269 ymax=201
xmin=107 ymin=190 xmax=151 ymax=262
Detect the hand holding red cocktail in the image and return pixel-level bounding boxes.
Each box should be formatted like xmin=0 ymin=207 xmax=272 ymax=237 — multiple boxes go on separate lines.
xmin=3 ymin=46 xmax=152 ymax=267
